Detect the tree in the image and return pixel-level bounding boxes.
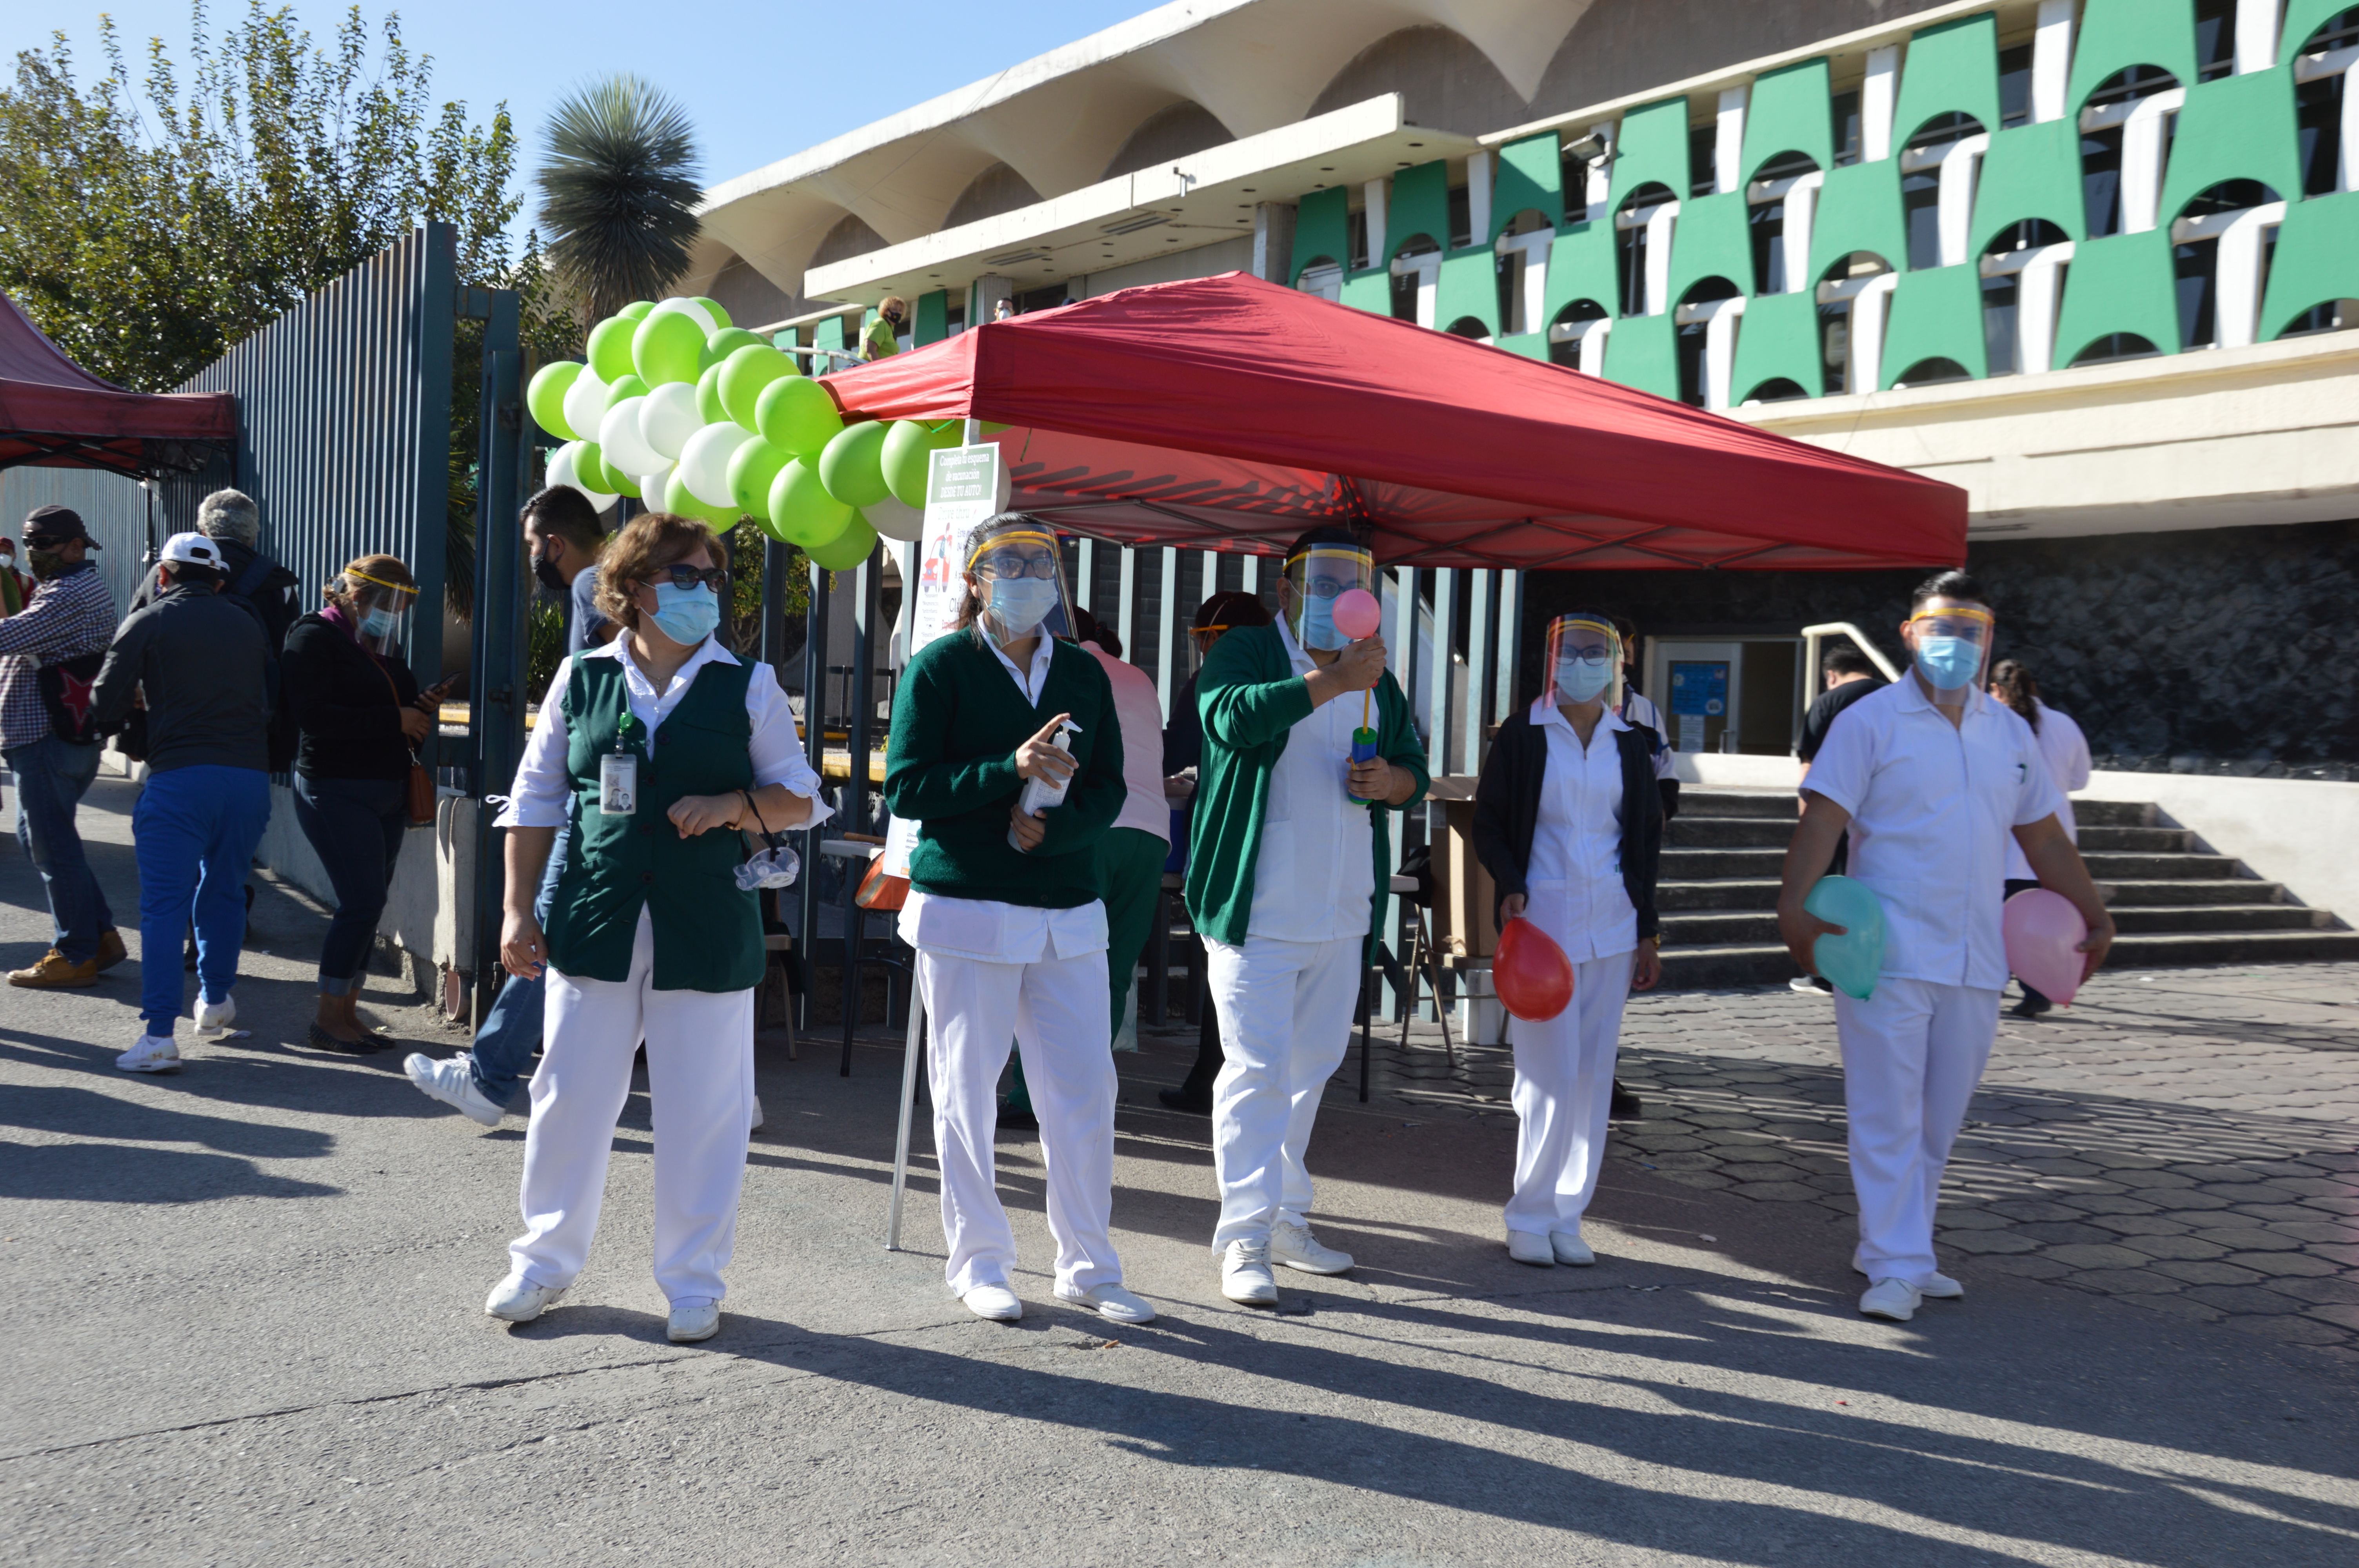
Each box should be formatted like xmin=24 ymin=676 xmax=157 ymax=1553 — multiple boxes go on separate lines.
xmin=535 ymin=74 xmax=702 ymax=323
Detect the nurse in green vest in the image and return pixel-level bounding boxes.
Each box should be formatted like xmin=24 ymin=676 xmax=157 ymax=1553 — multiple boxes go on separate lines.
xmin=1184 ymin=527 xmax=1428 ymax=1307
xmin=480 ymin=512 xmax=829 ymax=1346
xmin=882 ymin=515 xmax=1151 ymax=1327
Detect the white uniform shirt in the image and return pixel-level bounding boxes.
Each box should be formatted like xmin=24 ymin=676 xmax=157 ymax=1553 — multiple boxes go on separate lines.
xmin=1527 ymin=697 xmax=1639 ymax=961
xmin=1087 ymin=644 xmax=1172 ymax=843
xmin=497 ymin=635 xmax=829 ymax=831
xmin=1243 ymin=615 xmax=1376 ymax=945
xmin=897 ymin=628 xmax=1110 ymax=964
xmin=2003 ymin=698 xmax=2091 ymax=881
xmin=1620 ymin=688 xmax=1676 ymax=780
xmin=1805 ymin=677 xmax=2065 ymax=990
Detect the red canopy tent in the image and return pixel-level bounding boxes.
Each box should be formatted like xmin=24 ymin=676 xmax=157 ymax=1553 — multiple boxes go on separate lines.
xmin=819 ymin=271 xmax=1963 ymax=572
xmin=0 ymin=291 xmax=234 ymax=478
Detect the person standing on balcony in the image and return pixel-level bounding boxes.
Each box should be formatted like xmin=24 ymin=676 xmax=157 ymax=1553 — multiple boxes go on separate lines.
xmin=864 ymin=297 xmax=908 ymax=361
xmin=88 ymin=533 xmax=273 ymax=1072
xmin=2 ymin=506 xmax=124 ymax=990
xmin=1186 ymin=527 xmax=1428 ymax=1306
xmin=407 ymin=488 xmax=614 ymax=1124
xmin=1989 ymin=659 xmax=2091 ymax=1019
xmin=482 ymin=512 xmax=827 ymax=1345
xmin=881 ymin=515 xmax=1150 ymax=1327
xmin=1472 ymin=611 xmax=1664 ymax=1267
xmin=1776 ymin=571 xmax=2113 ymax=1324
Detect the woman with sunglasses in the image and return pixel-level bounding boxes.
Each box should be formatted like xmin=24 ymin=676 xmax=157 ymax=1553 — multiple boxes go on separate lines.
xmin=1472 ymin=611 xmax=1664 ymax=1269
xmin=482 ymin=512 xmax=827 ymax=1345
xmin=882 ymin=514 xmax=1149 ymax=1326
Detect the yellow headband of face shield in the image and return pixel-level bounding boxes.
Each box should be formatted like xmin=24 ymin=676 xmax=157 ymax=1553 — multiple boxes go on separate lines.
xmin=1905 ymin=604 xmax=1994 ymax=641
xmin=344 ymin=570 xmax=418 ymax=599
xmin=965 ymin=527 xmax=1060 ymax=573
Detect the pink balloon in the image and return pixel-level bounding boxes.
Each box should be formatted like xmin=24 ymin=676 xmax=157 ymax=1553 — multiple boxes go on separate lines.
xmin=2003 ymin=887 xmax=2089 ymax=1007
xmin=1331 ymin=587 xmax=1382 ymax=641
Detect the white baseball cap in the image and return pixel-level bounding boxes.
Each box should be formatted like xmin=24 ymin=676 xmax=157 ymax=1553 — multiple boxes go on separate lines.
xmin=160 ymin=532 xmax=227 ymax=570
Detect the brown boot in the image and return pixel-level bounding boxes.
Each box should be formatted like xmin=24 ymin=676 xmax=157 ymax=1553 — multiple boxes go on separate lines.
xmin=9 ymin=949 xmax=100 ymax=988
xmin=95 ymin=929 xmax=128 ymax=972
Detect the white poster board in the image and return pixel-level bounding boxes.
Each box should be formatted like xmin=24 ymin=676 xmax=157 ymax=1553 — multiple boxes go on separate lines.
xmin=880 ymin=442 xmax=1004 ymax=878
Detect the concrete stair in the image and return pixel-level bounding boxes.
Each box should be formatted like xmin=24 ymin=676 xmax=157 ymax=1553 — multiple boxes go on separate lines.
xmin=1656 ymin=789 xmax=2359 ymax=990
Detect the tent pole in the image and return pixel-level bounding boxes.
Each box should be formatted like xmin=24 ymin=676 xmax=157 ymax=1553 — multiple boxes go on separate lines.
xmin=885 ymin=989 xmax=926 ymax=1249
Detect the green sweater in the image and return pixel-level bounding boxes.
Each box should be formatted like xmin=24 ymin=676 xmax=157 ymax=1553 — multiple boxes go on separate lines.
xmin=1182 ymin=623 xmax=1429 ymax=948
xmin=883 ymin=630 xmax=1125 ymax=907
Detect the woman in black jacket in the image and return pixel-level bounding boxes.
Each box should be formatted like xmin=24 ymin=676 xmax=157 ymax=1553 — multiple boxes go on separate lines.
xmin=1472 ymin=610 xmax=1663 ymax=1269
xmin=280 ymin=554 xmax=445 ymax=1051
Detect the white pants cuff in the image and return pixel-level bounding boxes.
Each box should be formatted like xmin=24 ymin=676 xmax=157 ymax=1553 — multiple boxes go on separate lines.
xmin=1206 ymin=932 xmax=1363 ymax=1250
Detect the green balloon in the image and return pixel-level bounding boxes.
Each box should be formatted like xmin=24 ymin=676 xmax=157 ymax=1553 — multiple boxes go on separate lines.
xmin=880 ymin=419 xmax=961 ymax=507
xmin=701 ymin=327 xmax=764 ymax=373
xmin=718 ymin=343 xmax=793 ymax=432
xmin=754 ymin=374 xmax=844 ymax=459
xmin=695 ymin=364 xmax=729 ymax=426
xmin=726 ymin=436 xmax=792 ymax=519
xmin=619 ymin=300 xmax=656 ymax=322
xmin=527 ymin=360 xmax=583 ymax=440
xmin=692 ymin=296 xmax=732 ymax=329
xmin=766 ymin=458 xmax=853 ymax=548
xmin=632 ymin=309 xmax=705 ymax=386
xmin=587 ymin=316 xmax=638 ymax=381
xmin=665 ymin=466 xmax=738 ymax=528
xmin=578 ymin=441 xmax=636 ymax=499
xmin=816 ymin=421 xmax=891 ymax=509
xmin=807 ymin=512 xmax=878 ymax=571
xmin=606 ymin=373 xmax=649 ymax=405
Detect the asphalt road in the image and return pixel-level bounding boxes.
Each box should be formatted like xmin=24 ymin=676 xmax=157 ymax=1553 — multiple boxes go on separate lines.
xmin=3 ymin=774 xmax=2354 ymax=1566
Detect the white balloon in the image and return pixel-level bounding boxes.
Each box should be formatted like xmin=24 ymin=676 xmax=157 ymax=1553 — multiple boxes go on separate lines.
xmin=865 ymin=493 xmax=923 ymax=543
xmin=679 ymin=421 xmax=755 ymax=508
xmin=651 ymin=296 xmax=722 ymax=334
xmin=600 ymin=396 xmax=664 ymax=478
xmin=638 ymin=463 xmax=675 ymax=506
xmin=639 ymin=381 xmax=703 ymax=461
xmin=560 ymin=368 xmax=611 ymax=448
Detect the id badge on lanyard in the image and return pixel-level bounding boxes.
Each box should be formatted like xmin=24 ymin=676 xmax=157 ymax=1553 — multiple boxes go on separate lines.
xmin=600 ymin=713 xmax=642 ymax=815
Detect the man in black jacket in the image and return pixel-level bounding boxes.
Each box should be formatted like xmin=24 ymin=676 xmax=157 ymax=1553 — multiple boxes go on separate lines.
xmin=90 ymin=533 xmax=274 ymax=1073
xmin=128 ymin=489 xmax=300 ymax=771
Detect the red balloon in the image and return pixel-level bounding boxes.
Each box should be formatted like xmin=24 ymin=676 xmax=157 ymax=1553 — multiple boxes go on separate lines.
xmin=1331 ymin=587 xmax=1382 ymax=641
xmin=1495 ymin=917 xmax=1574 ymax=1021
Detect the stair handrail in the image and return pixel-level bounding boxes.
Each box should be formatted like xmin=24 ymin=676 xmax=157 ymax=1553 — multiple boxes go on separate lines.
xmin=1800 ymin=622 xmax=1903 ymax=684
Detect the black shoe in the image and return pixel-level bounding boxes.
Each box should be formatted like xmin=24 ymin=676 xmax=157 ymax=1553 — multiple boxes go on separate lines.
xmin=1158 ymin=1085 xmax=1213 ymax=1115
xmin=998 ymin=1103 xmax=1038 ymax=1132
xmin=2008 ymin=997 xmax=2052 ymax=1019
xmin=1609 ymin=1080 xmax=1643 ymax=1120
xmin=307 ymin=1022 xmax=384 ymax=1055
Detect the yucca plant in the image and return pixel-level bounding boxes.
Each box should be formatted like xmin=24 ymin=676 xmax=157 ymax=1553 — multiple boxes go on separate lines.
xmin=534 ymin=74 xmax=701 ymax=322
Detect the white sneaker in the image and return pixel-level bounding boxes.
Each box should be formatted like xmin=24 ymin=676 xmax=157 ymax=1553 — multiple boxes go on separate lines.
xmin=667 ymin=1300 xmax=721 ymax=1342
xmin=1859 ymin=1278 xmax=1923 ymax=1322
xmin=1550 ymin=1230 xmax=1596 ymax=1267
xmin=1056 ymin=1282 xmax=1155 ymax=1324
xmin=1507 ymin=1230 xmax=1555 ymax=1267
xmin=1219 ymin=1240 xmax=1279 ymax=1306
xmin=1852 ymin=1260 xmax=1963 ymax=1299
xmin=405 ymin=1053 xmax=503 ymax=1127
xmin=117 ymin=1033 xmax=181 ymax=1074
xmin=192 ymin=994 xmax=237 ymax=1038
xmin=962 ymin=1282 xmax=1023 ymax=1321
xmin=750 ymin=1094 xmax=765 ymax=1133
xmin=1269 ymin=1219 xmax=1353 ymax=1275
xmin=485 ymin=1275 xmax=566 ymax=1322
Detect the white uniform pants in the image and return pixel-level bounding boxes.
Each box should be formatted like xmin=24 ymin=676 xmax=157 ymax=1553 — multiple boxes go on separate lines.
xmin=1834 ymin=978 xmax=2001 ymax=1286
xmin=916 ymin=947 xmax=1122 ymax=1297
xmin=1205 ymin=932 xmax=1362 ymax=1249
xmin=509 ymin=909 xmax=754 ymax=1305
xmin=1504 ymin=948 xmax=1635 ymax=1237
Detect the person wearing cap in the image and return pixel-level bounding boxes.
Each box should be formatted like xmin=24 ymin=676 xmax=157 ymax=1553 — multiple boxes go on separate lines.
xmin=1157 ymin=588 xmax=1273 ymax=1114
xmin=1185 ymin=526 xmax=1428 ymax=1306
xmin=1777 ymin=570 xmax=2114 ymax=1323
xmin=863 ymin=297 xmax=908 ymax=362
xmin=88 ymin=532 xmax=274 ymax=1071
xmin=128 ymin=490 xmax=303 ymax=770
xmin=1472 ymin=611 xmax=1665 ymax=1268
xmin=881 ymin=514 xmax=1150 ymax=1327
xmin=2 ymin=506 xmax=127 ymax=989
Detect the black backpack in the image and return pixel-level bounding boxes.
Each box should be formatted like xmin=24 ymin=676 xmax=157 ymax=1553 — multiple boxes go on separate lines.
xmin=36 ymin=650 xmax=108 ymax=745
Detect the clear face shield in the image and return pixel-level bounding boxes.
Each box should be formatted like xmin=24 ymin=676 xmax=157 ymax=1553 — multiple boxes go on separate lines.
xmin=965 ymin=521 xmax=1072 ymax=649
xmin=1284 ymin=543 xmax=1376 ymax=653
xmin=1902 ymin=601 xmax=1994 ymax=710
xmin=1543 ymin=612 xmax=1624 ymax=712
xmin=343 ymin=570 xmax=418 ymax=657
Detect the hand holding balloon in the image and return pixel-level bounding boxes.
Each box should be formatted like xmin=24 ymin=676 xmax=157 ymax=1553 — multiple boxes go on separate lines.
xmin=1495 ymin=918 xmax=1574 ymax=1021
xmin=2002 ymin=888 xmax=2091 ymax=1006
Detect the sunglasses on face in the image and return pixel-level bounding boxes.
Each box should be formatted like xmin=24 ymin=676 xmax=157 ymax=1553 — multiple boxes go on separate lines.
xmin=976 ymin=550 xmax=1059 ymax=581
xmin=645 ymin=563 xmax=729 ymax=592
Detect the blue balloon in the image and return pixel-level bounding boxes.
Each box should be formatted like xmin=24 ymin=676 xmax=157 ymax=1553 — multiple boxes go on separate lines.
xmin=1804 ymin=875 xmax=1886 ymax=1000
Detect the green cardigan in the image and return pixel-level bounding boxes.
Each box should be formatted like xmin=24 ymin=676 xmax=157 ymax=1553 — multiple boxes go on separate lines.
xmin=882 ymin=629 xmax=1125 ymax=907
xmin=1182 ymin=622 xmax=1429 ymax=948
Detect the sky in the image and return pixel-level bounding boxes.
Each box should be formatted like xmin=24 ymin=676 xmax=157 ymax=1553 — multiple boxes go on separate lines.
xmin=4 ymin=0 xmax=1159 ymax=235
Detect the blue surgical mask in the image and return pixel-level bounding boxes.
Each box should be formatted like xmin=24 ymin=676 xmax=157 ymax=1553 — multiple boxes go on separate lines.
xmin=1555 ymin=658 xmax=1612 ymax=703
xmin=988 ymin=578 xmax=1058 ymax=638
xmin=360 ymin=608 xmax=396 ymax=640
xmin=1914 ymin=635 xmax=1981 ymax=690
xmin=650 ymin=581 xmax=720 ymax=646
xmin=1298 ymin=596 xmax=1346 ymax=652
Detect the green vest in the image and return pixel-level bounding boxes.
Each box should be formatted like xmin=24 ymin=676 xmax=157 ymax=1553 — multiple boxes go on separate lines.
xmin=543 ymin=653 xmax=765 ymax=993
